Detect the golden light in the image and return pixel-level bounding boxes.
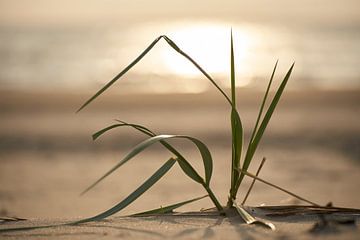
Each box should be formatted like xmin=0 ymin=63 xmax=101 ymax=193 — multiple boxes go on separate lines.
xmin=160 ymin=22 xmax=260 ymax=87
xmin=122 ymin=21 xmax=267 ymax=92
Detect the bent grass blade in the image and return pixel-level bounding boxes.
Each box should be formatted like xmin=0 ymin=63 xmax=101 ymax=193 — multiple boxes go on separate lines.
xmin=94 ymin=120 xmax=204 ymax=184
xmin=90 ymin=121 xmax=223 ymax=210
xmin=81 ymin=134 xmax=213 ymax=195
xmin=77 ymin=35 xmax=231 ymax=113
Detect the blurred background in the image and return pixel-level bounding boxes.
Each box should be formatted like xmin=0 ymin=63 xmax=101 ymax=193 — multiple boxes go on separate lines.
xmin=0 ymin=0 xmax=360 ymax=92
xmin=0 ymin=0 xmax=359 ymax=219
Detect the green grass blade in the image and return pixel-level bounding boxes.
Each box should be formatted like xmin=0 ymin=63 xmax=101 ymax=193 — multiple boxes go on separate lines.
xmin=81 ymin=134 xmax=213 ymax=195
xmin=92 ymin=121 xmax=204 ymax=185
xmin=105 ymin=121 xmax=220 ymax=209
xmin=77 ymin=36 xmax=164 ymax=112
xmin=229 ymin=108 xmax=243 ymax=196
xmin=131 ymin=195 xmax=208 ymax=216
xmin=74 ymin=158 xmax=177 ymax=224
xmin=228 ymin=31 xmax=243 ymax=204
xmin=77 ymin=35 xmax=231 ymax=113
xmin=248 ymin=60 xmax=278 ymax=145
xmin=163 ymin=36 xmax=232 ymax=105
xmin=235 ymin=63 xmax=294 ymax=192
xmin=92 ymin=122 xmax=155 ymax=141
xmin=230 ymin=30 xmax=236 ymax=107
xmin=233 ymin=60 xmax=276 ymax=199
xmin=115 ymin=120 xmax=156 ymax=136
xmin=117 ymin=121 xmax=204 ymax=184
xmin=176 ymin=156 xmax=204 ymax=184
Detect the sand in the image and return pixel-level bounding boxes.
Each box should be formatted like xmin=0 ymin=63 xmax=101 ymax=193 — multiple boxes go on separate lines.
xmin=0 ymin=88 xmax=359 ymax=239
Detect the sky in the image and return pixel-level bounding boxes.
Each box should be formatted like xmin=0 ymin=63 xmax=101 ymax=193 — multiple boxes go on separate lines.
xmin=1 ymin=0 xmax=359 ymax=28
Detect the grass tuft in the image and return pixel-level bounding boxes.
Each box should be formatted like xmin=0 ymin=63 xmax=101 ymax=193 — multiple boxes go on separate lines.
xmin=1 ymin=31 xmax=312 ymax=233
xmin=75 ymin=32 xmax=300 ymax=223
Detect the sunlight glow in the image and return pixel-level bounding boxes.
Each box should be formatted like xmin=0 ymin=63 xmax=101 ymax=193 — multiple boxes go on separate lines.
xmin=124 ymin=21 xmax=277 ymax=92
xmin=160 ymin=22 xmax=260 ymax=87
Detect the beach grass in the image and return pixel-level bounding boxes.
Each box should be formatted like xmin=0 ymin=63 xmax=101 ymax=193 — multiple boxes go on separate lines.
xmin=0 ymin=31 xmax=309 ymax=233
xmin=73 ymin=31 xmax=302 ymax=226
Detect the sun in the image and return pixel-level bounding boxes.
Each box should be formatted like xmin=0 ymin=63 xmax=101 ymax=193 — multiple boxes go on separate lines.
xmin=160 ymin=22 xmax=259 ymax=87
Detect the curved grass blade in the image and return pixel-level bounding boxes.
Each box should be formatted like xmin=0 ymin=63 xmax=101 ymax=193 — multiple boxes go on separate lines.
xmin=131 ymin=195 xmax=208 ymax=216
xmin=232 ymin=200 xmax=275 ymax=230
xmin=91 ymin=121 xmax=204 ymax=185
xmin=77 ymin=35 xmax=231 ymax=112
xmin=114 ymin=121 xmax=203 ymax=184
xmin=117 ymin=122 xmax=205 ymax=184
xmin=235 ymin=63 xmax=294 ymax=192
xmin=81 ymin=134 xmax=213 ymax=195
xmin=115 ymin=120 xmax=156 ymax=136
xmin=74 ymin=158 xmax=176 ymax=224
xmin=95 ymin=120 xmax=223 ymax=211
xmin=89 ymin=121 xmax=222 ymax=210
xmin=92 ymin=123 xmax=155 ymax=141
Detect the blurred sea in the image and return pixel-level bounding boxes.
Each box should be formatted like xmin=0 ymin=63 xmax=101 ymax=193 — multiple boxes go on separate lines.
xmin=0 ymin=20 xmax=359 ymax=93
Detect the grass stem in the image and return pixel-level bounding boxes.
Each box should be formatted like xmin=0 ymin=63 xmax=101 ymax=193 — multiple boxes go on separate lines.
xmin=242 ymin=157 xmax=266 ymax=205
xmin=239 ymin=168 xmax=320 ymax=206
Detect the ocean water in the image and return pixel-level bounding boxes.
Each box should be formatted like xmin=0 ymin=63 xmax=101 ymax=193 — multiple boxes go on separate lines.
xmin=0 ymin=20 xmax=359 ymax=93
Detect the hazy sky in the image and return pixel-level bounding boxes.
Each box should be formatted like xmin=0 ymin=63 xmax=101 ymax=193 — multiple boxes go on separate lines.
xmin=1 ymin=0 xmax=359 ymax=27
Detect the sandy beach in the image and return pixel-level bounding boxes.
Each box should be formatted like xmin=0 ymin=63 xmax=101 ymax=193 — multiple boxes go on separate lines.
xmin=0 ymin=88 xmax=359 ymax=239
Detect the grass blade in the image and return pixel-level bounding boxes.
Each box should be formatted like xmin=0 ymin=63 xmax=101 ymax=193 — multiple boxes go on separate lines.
xmin=77 ymin=35 xmax=231 ymax=113
xmin=81 ymin=134 xmax=213 ymax=195
xmin=0 ymin=158 xmax=177 ymax=231
xmin=77 ymin=36 xmax=163 ymax=112
xmin=228 ymin=31 xmax=243 ymax=205
xmin=132 ymin=195 xmax=208 ymax=216
xmin=163 ymin=36 xmax=231 ymax=105
xmin=229 ymin=108 xmax=243 ymax=197
xmin=92 ymin=122 xmax=155 ymax=141
xmin=176 ymin=156 xmax=204 ymax=184
xmin=230 ymin=30 xmax=236 ymax=107
xmin=236 ymin=63 xmax=294 ymax=192
xmin=74 ymin=158 xmax=177 ymax=224
xmin=248 ymin=60 xmax=278 ymax=145
xmin=92 ymin=121 xmax=204 ymax=185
